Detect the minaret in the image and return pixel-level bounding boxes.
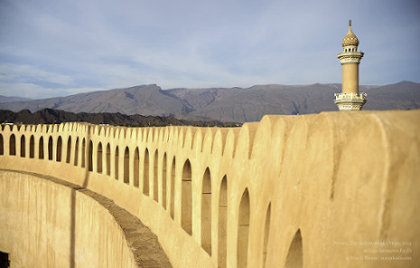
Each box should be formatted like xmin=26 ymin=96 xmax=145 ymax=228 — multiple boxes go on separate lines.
xmin=335 ymin=20 xmax=366 ymax=111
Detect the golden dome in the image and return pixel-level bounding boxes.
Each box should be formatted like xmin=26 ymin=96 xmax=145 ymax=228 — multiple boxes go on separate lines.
xmin=342 ymin=20 xmax=359 ymax=47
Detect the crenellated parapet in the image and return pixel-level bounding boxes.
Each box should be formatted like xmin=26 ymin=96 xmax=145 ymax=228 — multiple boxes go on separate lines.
xmin=1 ymin=110 xmax=420 ymax=268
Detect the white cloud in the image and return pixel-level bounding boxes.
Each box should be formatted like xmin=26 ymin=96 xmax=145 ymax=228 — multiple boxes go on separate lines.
xmin=0 ymin=0 xmax=419 ymax=98
xmin=0 ymin=64 xmax=74 ymax=85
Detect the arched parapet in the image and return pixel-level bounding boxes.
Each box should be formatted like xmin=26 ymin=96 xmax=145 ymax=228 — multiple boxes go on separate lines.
xmin=1 ymin=110 xmax=419 ymax=268
xmin=365 ymin=110 xmax=420 ymax=241
xmin=222 ymin=128 xmax=239 ymax=159
xmin=109 ymin=126 xmax=117 ymax=140
xmin=192 ymin=128 xmax=203 ymax=153
xmin=183 ymin=127 xmax=193 ymax=150
xmin=153 ymin=127 xmax=160 ymax=143
xmin=211 ymin=129 xmax=224 ymax=156
xmin=114 ymin=127 xmax=122 ymax=140
xmin=93 ymin=125 xmax=100 ymax=136
xmin=234 ymin=122 xmax=258 ymax=160
xmin=250 ymin=115 xmax=273 ymax=161
xmin=177 ymin=127 xmax=185 ymax=149
xmin=162 ymin=127 xmax=169 ymax=143
xmin=145 ymin=127 xmax=153 ymax=143
xmin=202 ymin=128 xmax=214 ymax=154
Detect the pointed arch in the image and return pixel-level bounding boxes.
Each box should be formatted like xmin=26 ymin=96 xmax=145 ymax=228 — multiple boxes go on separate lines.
xmin=162 ymin=153 xmax=167 ymax=208
xmin=66 ymin=136 xmax=71 ymax=163
xmin=170 ymin=157 xmax=175 ymax=219
xmin=218 ymin=176 xmax=228 ymax=268
xmin=48 ymin=136 xmax=53 ymax=160
xmin=9 ymin=134 xmax=16 ymax=156
xmin=0 ymin=134 xmax=3 ymax=155
xmin=56 ymin=136 xmax=62 ymax=162
xmin=237 ymin=189 xmax=250 ymax=268
xmin=263 ymin=203 xmax=272 ymax=268
xmin=81 ymin=138 xmax=86 ymax=167
xmin=39 ymin=137 xmax=44 ymax=159
xmin=114 ymin=146 xmax=119 ymax=180
xmin=124 ymin=147 xmax=129 ymax=184
xmin=97 ymin=142 xmax=103 ymax=173
xmin=73 ymin=138 xmax=79 ymax=165
xmin=285 ymin=229 xmax=303 ymax=268
xmin=153 ymin=150 xmax=159 ymax=201
xmin=133 ymin=147 xmax=139 ymax=187
xmin=143 ymin=149 xmax=150 ymax=195
xmin=181 ymin=159 xmax=192 ymax=235
xmin=29 ymin=135 xmax=34 ymax=158
xmin=20 ymin=135 xmax=25 ymax=157
xmin=88 ymin=140 xmax=93 ymax=171
xmin=201 ymin=168 xmax=212 ymax=255
xmin=106 ymin=143 xmax=111 ymax=175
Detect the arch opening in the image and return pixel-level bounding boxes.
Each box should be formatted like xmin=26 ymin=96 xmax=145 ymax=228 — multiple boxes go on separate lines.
xmin=133 ymin=147 xmax=139 ymax=187
xmin=170 ymin=157 xmax=175 ymax=219
xmin=143 ymin=149 xmax=150 ymax=195
xmin=0 ymin=134 xmax=3 ymax=155
xmin=88 ymin=141 xmax=93 ymax=171
xmin=237 ymin=189 xmax=250 ymax=268
xmin=48 ymin=136 xmax=53 ymax=160
xmin=285 ymin=229 xmax=303 ymax=268
xmin=39 ymin=137 xmax=44 ymax=159
xmin=114 ymin=146 xmax=119 ymax=180
xmin=218 ymin=176 xmax=228 ymax=268
xmin=181 ymin=159 xmax=192 ymax=235
xmin=106 ymin=143 xmax=111 ymax=176
xmin=56 ymin=136 xmax=62 ymax=162
xmin=73 ymin=138 xmax=79 ymax=165
xmin=263 ymin=203 xmax=271 ymax=268
xmin=9 ymin=134 xmax=16 ymax=156
xmin=153 ymin=150 xmax=159 ymax=201
xmin=29 ymin=135 xmax=34 ymax=158
xmin=124 ymin=147 xmax=129 ymax=184
xmin=20 ymin=135 xmax=25 ymax=157
xmin=162 ymin=153 xmax=167 ymax=208
xmin=97 ymin=142 xmax=103 ymax=173
xmin=66 ymin=137 xmax=71 ymax=163
xmin=201 ymin=168 xmax=212 ymax=255
xmin=81 ymin=138 xmax=86 ymax=167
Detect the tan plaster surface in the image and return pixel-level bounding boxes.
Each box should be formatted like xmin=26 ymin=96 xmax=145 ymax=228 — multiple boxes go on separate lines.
xmin=0 ymin=110 xmax=419 ymax=267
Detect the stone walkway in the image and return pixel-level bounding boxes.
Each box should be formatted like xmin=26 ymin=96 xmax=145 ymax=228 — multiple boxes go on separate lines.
xmin=2 ymin=169 xmax=172 ymax=268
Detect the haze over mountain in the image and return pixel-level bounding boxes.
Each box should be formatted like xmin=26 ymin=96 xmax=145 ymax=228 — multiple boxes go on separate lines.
xmin=0 ymin=82 xmax=419 ymax=122
xmin=0 ymin=95 xmax=31 ymax=104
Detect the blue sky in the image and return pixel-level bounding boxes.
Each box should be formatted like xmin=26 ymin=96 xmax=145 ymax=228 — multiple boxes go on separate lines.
xmin=0 ymin=0 xmax=419 ymax=98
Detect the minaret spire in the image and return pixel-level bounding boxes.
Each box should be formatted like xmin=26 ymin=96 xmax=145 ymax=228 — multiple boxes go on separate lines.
xmin=334 ymin=21 xmax=366 ymax=111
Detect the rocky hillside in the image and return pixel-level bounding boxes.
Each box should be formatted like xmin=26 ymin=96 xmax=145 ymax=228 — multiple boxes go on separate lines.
xmin=0 ymin=109 xmax=240 ymax=127
xmin=0 ymin=81 xmax=419 ymax=122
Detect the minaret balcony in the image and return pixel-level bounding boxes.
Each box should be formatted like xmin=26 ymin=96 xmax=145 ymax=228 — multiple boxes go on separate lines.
xmin=334 ymin=92 xmax=367 ymax=111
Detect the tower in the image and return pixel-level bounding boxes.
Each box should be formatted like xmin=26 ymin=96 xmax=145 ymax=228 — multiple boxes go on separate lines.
xmin=335 ymin=20 xmax=366 ymax=111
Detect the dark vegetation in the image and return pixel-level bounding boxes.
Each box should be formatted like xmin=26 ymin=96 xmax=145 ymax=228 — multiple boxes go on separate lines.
xmin=0 ymin=108 xmax=241 ymax=127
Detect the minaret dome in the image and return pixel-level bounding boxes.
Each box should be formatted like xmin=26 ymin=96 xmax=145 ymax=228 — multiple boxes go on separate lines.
xmin=342 ymin=20 xmax=359 ymax=47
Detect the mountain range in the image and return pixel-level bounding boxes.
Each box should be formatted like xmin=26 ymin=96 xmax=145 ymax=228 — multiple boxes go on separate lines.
xmin=0 ymin=81 xmax=419 ymax=122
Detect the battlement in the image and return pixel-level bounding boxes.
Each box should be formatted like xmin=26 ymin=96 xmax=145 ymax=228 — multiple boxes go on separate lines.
xmin=1 ymin=110 xmax=419 ymax=267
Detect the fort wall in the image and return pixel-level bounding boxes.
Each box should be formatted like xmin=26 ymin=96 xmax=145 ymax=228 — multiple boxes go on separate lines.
xmin=0 ymin=171 xmax=138 ymax=268
xmin=0 ymin=110 xmax=419 ymax=267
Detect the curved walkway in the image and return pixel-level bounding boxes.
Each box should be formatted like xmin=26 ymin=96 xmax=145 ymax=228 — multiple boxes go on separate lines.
xmin=1 ymin=168 xmax=172 ymax=268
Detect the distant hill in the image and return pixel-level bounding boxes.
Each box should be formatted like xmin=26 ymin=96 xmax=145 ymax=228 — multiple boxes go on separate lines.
xmin=0 ymin=81 xmax=419 ymax=122
xmin=0 ymin=108 xmax=240 ymax=127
